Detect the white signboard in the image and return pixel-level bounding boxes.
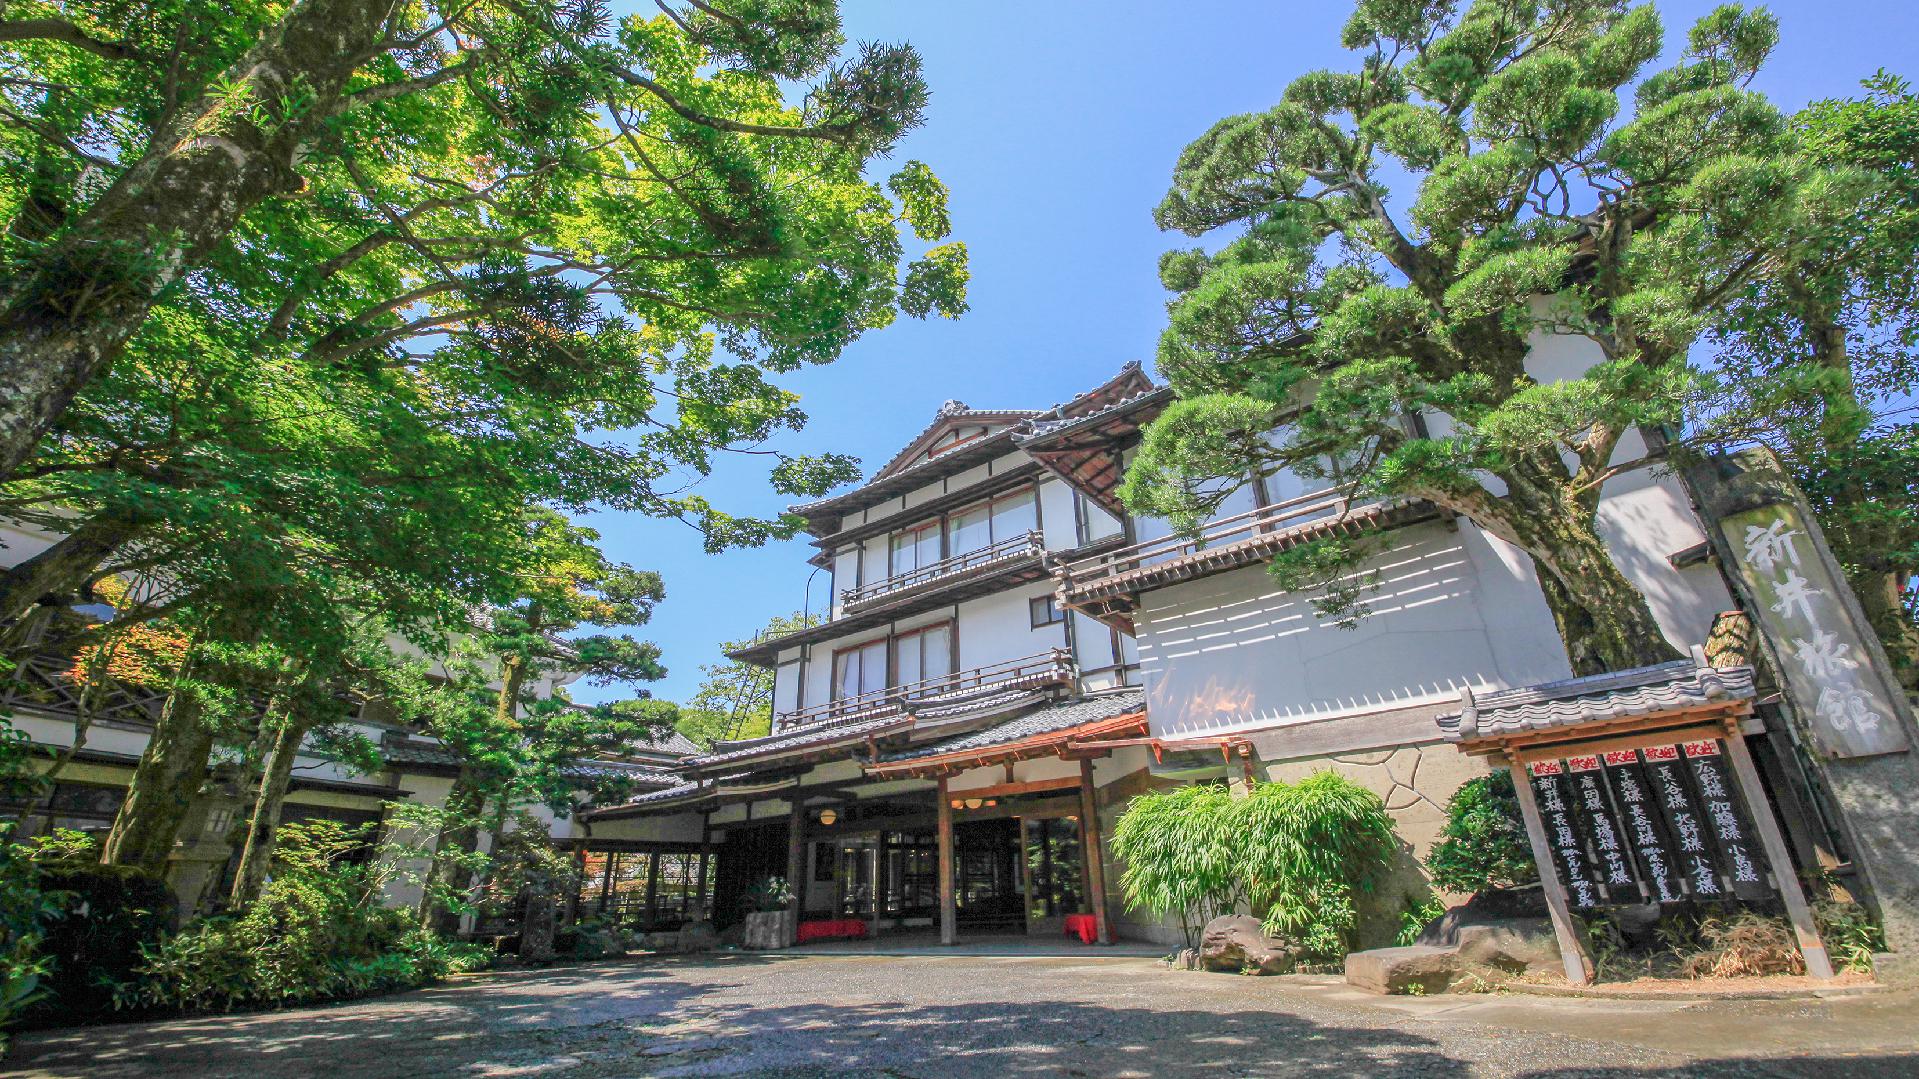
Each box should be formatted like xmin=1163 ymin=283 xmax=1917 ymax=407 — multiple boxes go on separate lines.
xmin=1721 ymin=504 xmax=1909 ymax=758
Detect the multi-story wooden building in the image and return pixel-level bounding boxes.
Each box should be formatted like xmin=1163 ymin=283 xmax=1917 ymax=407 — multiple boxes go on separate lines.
xmin=593 ymin=332 xmax=1802 ymax=948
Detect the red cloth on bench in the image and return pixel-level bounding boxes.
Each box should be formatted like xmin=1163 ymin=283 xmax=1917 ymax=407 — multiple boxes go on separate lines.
xmin=795 ymin=918 xmax=870 ymax=944
xmin=1063 ymin=913 xmax=1098 ymax=944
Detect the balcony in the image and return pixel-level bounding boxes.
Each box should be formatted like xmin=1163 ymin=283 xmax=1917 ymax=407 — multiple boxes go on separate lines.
xmin=840 ymin=531 xmax=1045 ymax=615
xmin=1055 ymin=489 xmax=1441 ymax=631
xmin=772 ymin=649 xmax=1075 ymax=734
xmin=1 ymin=650 xmax=169 ymax=726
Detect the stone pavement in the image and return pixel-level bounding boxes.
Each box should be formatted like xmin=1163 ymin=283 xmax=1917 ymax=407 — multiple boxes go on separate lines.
xmin=9 ymin=953 xmax=1919 ymax=1078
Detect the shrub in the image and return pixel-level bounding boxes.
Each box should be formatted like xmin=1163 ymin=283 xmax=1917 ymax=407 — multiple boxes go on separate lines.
xmin=1111 ymin=773 xmax=1398 ymax=961
xmin=1110 ymin=783 xmax=1243 ymax=951
xmin=1240 ymin=773 xmax=1396 ymax=960
xmin=33 ymin=862 xmax=173 ymax=1016
xmin=1425 ymin=771 xmax=1536 ymax=894
xmin=124 ymin=820 xmax=490 ymax=1013
xmin=1814 ymin=898 xmax=1885 ymax=973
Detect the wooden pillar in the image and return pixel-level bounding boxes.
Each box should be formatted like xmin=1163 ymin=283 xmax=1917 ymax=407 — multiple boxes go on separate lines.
xmin=1017 ymin=816 xmax=1037 ymax=935
xmin=937 ymin=775 xmax=956 ymax=946
xmin=1078 ymin=758 xmax=1113 ymax=945
xmin=785 ymin=792 xmax=805 ymax=946
xmin=1722 ymin=729 xmax=1836 ymax=979
xmin=696 ymin=811 xmax=713 ymax=923
xmin=869 ymin=833 xmax=886 ymax=940
xmin=1505 ymin=754 xmax=1595 ymax=986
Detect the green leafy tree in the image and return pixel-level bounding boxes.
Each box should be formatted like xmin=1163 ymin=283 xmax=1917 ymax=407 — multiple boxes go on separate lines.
xmin=682 ymin=611 xmax=815 ymax=746
xmin=1126 ymin=0 xmax=1845 ymax=674
xmin=0 ymin=0 xmax=967 ymax=485
xmin=1109 ymin=783 xmax=1245 ymax=951
xmin=1699 ymin=73 xmax=1919 ymax=688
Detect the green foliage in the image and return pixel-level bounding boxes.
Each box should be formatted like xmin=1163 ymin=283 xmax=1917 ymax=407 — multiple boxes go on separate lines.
xmin=1396 ymin=893 xmax=1449 ymax=947
xmin=1128 ymin=0 xmax=1869 ymax=675
xmin=0 ymin=726 xmax=56 ymax=1049
xmin=743 ymin=876 xmax=793 ymax=914
xmin=1112 ymin=773 xmax=1396 ymax=960
xmin=1814 ymin=898 xmax=1886 ymax=974
xmin=1425 ymin=771 xmax=1538 ymax=894
xmin=1240 ymin=773 xmax=1396 ymax=959
xmin=33 ymin=863 xmax=172 ymax=1016
xmin=1109 ymin=783 xmax=1244 ymax=951
xmin=124 ymin=821 xmax=491 ymax=1013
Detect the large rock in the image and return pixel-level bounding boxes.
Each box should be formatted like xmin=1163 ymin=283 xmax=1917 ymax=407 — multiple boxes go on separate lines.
xmin=1416 ymin=887 xmax=1560 ymax=974
xmin=1344 ymin=945 xmax=1462 ymax=994
xmin=675 ymin=920 xmax=718 ymax=953
xmin=1197 ymin=915 xmax=1298 ymax=975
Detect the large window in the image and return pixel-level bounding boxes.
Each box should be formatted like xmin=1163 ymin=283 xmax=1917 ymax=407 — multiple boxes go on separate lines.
xmin=1 ymin=781 xmax=125 ymax=842
xmin=946 ymin=487 xmax=1037 ymax=557
xmin=894 ymin=622 xmax=952 ymax=688
xmin=833 ymin=637 xmax=888 ymax=700
xmin=576 ymin=846 xmax=716 ymax=931
xmin=889 ymin=520 xmax=942 ymax=578
xmin=833 ymin=622 xmax=953 ymax=700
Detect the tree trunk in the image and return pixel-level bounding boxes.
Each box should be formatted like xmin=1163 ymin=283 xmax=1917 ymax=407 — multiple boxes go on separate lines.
xmin=99 ymin=675 xmax=214 ymax=871
xmin=1433 ymin=475 xmax=1682 ymax=677
xmin=419 ymin=637 xmax=533 ymax=933
xmin=0 ymin=0 xmax=402 ymax=482
xmin=1853 ymin=569 xmax=1919 ymax=693
xmin=0 ymin=511 xmax=142 ymax=630
xmin=229 ymin=710 xmax=312 ymax=908
xmin=420 ymin=767 xmax=487 ymax=935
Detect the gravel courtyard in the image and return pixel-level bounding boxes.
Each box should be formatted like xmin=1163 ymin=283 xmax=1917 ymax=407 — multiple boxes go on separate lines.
xmin=10 ymin=953 xmax=1919 ymax=1079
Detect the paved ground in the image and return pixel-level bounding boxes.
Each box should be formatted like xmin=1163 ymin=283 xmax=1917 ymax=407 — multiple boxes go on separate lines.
xmin=10 ymin=953 xmax=1919 ymax=1078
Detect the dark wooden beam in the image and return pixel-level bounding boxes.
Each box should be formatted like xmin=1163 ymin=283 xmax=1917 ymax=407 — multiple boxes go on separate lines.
xmin=1079 ymin=759 xmax=1113 ymax=946
xmin=785 ymin=792 xmax=805 ymax=946
xmin=937 ymin=775 xmax=956 ymax=946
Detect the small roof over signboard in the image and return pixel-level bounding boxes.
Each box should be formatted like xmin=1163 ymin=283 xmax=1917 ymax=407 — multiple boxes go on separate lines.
xmin=1436 ymin=649 xmax=1756 ymax=756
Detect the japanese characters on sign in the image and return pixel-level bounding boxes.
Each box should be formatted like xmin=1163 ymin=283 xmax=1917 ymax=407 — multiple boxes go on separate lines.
xmin=1603 ymin=749 xmax=1684 ymax=904
xmin=1527 ymin=760 xmax=1601 ymax=908
xmin=1680 ymin=740 xmax=1771 ymax=902
xmin=1519 ymin=741 xmax=1775 ymax=910
xmin=1723 ymin=505 xmax=1909 ymax=758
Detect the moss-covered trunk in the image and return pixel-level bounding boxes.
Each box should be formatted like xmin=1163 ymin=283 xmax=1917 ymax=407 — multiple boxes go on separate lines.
xmin=1438 ymin=467 xmax=1682 ymax=677
xmin=99 ymin=675 xmax=214 ymax=872
xmin=229 ymin=710 xmax=313 ymax=908
xmin=0 ymin=0 xmax=402 ymax=482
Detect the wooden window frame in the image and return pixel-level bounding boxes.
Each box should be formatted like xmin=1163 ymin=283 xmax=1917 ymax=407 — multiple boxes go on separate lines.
xmin=1030 ymin=595 xmax=1063 ymax=628
xmin=829 ymin=621 xmax=957 ymax=701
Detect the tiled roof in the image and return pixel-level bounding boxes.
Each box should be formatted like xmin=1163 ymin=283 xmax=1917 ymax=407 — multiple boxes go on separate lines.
xmin=882 ymin=689 xmax=1147 ymax=762
xmin=379 ymin=739 xmax=461 ymax=768
xmin=683 ymin=712 xmax=912 ymax=769
xmin=1436 ymin=656 xmax=1755 ymax=743
xmin=1014 ymin=384 xmax=1173 ymax=445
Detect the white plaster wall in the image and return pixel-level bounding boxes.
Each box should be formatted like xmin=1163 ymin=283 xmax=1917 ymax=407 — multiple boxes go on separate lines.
xmin=586 ymin=812 xmax=705 ymax=844
xmin=956 ymin=581 xmax=1057 ymax=670
xmin=1038 ymin=477 xmax=1079 ymax=550
xmin=1596 ymin=468 xmax=1734 ymax=650
xmin=1136 ymin=520 xmax=1572 ymax=740
xmin=773 ymin=661 xmax=801 ymax=716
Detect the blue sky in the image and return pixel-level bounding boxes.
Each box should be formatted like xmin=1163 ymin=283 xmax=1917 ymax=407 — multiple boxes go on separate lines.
xmin=575 ymin=0 xmax=1919 ymax=707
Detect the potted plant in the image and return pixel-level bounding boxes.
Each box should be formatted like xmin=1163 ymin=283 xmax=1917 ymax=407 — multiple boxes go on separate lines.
xmin=739 ymin=876 xmax=795 ymax=950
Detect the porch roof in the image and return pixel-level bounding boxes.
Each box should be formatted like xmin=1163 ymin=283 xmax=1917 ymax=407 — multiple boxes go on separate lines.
xmin=868 ymin=689 xmax=1147 ymax=775
xmin=1435 ymin=651 xmax=1756 ymax=748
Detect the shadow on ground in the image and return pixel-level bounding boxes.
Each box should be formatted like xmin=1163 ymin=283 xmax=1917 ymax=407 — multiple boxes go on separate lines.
xmin=8 ymin=955 xmax=1919 ymax=1079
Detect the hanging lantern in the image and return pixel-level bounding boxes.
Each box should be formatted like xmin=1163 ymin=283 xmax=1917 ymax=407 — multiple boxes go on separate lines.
xmin=818 ymin=808 xmax=838 ymax=826
xmin=964 ymin=798 xmax=984 ymax=810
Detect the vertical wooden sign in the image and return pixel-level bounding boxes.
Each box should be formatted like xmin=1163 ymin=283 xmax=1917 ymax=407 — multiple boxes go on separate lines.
xmin=1642 ymin=744 xmax=1722 ymax=901
xmin=1681 ymin=739 xmax=1772 ymax=902
xmin=1566 ymin=754 xmax=1638 ymax=902
xmin=1601 ymin=749 xmax=1684 ymax=903
xmin=1527 ymin=760 xmax=1601 ymax=909
xmin=1719 ymin=503 xmax=1909 ymax=758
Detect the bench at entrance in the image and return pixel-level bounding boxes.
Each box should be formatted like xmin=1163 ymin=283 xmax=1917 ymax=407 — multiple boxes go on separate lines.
xmin=796 ymin=918 xmax=870 ymax=944
xmin=1063 ymin=913 xmax=1098 ymax=944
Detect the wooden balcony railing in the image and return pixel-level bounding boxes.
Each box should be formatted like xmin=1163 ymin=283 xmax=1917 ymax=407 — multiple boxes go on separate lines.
xmin=0 ymin=650 xmax=170 ymax=727
xmin=841 ymin=530 xmax=1045 ymax=610
xmin=1056 ymin=487 xmax=1375 ymax=600
xmin=772 ymin=648 xmax=1074 ymax=733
